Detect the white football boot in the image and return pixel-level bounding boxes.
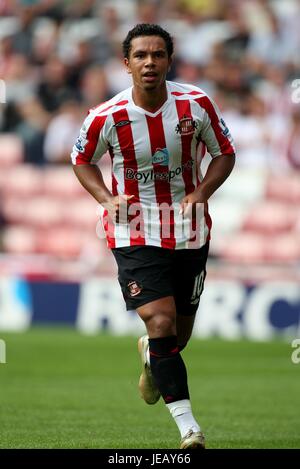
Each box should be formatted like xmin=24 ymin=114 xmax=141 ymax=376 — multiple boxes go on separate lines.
xmin=180 ymin=430 xmax=206 ymax=449
xmin=138 ymin=335 xmax=161 ymax=405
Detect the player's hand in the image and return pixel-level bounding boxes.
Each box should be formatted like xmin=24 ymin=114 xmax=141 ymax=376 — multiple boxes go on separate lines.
xmin=179 ymin=190 xmax=206 ymax=217
xmin=102 ymin=194 xmax=134 ymax=223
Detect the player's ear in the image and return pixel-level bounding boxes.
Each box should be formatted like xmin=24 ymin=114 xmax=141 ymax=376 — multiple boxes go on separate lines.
xmin=167 ymin=55 xmax=173 ymax=72
xmin=124 ymin=58 xmax=131 ymax=74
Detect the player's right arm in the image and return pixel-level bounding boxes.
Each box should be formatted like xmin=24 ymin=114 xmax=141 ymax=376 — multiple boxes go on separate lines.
xmin=73 ymin=164 xmax=112 ymax=205
xmin=73 ymin=165 xmax=133 ymax=222
xmin=71 ymin=111 xmax=132 ymax=221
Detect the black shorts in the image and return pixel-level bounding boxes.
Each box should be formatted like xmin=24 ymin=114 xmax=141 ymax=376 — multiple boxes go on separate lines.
xmin=111 ymin=243 xmax=209 ymax=315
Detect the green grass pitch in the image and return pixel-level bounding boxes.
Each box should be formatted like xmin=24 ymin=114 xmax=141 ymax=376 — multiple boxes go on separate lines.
xmin=0 ymin=327 xmax=299 ymax=449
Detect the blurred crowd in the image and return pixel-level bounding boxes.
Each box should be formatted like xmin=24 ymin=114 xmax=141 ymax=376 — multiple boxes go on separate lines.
xmin=0 ymin=0 xmax=300 ymax=272
xmin=0 ymin=0 xmax=300 ymax=170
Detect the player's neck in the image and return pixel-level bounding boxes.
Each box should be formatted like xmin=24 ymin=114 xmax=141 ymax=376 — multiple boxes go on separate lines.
xmin=132 ymin=83 xmax=168 ymax=113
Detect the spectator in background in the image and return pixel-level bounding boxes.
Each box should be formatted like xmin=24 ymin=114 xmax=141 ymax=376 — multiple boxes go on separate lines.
xmin=0 ymin=0 xmax=299 ymax=171
xmin=4 ymin=53 xmax=36 ymax=104
xmin=136 ymin=0 xmax=160 ymax=24
xmin=0 ymin=36 xmax=15 ymax=77
xmin=221 ymin=6 xmax=250 ymax=62
xmin=44 ymin=99 xmax=83 ymax=164
xmin=104 ymin=42 xmax=133 ymax=95
xmin=0 ymin=51 xmax=39 ymax=138
xmin=37 ymin=55 xmax=79 ymax=112
xmin=222 ymin=92 xmax=271 ymax=170
xmin=246 ymin=5 xmax=296 ymax=68
xmin=174 ymin=60 xmax=204 ymax=89
xmin=67 ymin=39 xmax=94 ymax=89
xmin=11 ymin=2 xmax=36 ymax=57
xmin=15 ymin=96 xmax=49 ymax=164
xmin=89 ymin=4 xmax=119 ymax=65
xmin=0 ymin=0 xmax=16 ymax=16
xmin=63 ymin=0 xmax=96 ymax=19
xmin=30 ymin=17 xmax=59 ymax=66
xmin=79 ymin=65 xmax=111 ymax=108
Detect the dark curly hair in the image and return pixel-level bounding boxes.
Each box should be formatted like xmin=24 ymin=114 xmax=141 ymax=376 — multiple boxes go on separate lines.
xmin=122 ymin=23 xmax=174 ymax=59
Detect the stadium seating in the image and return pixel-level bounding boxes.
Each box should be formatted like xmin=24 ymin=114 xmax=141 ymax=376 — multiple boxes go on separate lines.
xmin=265 ymin=174 xmax=300 ymax=204
xmin=209 ymin=169 xmax=300 ymax=264
xmin=43 ymin=167 xmax=88 ymax=198
xmin=0 ymin=0 xmax=298 ymax=285
xmin=2 ymin=226 xmax=37 ymax=254
xmin=242 ymin=201 xmax=297 ymax=234
xmin=266 ymin=233 xmax=300 ymax=263
xmin=1 ymin=155 xmax=299 ymax=270
xmin=1 ymin=165 xmax=43 ymax=197
xmin=217 ymin=232 xmax=268 ymax=263
xmin=64 ymin=198 xmax=101 ymax=229
xmin=0 ymin=134 xmax=23 ymax=167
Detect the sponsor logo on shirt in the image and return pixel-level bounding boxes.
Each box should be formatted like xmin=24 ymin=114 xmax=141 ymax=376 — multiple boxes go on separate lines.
xmin=152 ymin=148 xmax=169 ymax=166
xmin=125 ymin=160 xmax=193 ymax=184
xmin=175 ymin=116 xmax=198 ymax=135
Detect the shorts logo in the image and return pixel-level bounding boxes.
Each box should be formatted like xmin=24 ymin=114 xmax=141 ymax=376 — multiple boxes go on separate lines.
xmin=127 ymin=281 xmax=142 ymax=297
xmin=152 ymin=148 xmax=169 ymax=166
xmin=175 ymin=116 xmax=197 ymax=136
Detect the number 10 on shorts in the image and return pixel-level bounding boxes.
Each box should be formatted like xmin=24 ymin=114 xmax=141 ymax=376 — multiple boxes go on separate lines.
xmin=190 ymin=271 xmax=205 ymax=305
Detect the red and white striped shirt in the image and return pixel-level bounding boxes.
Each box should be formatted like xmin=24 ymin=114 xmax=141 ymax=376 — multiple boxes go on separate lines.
xmin=71 ymin=81 xmax=235 ymax=249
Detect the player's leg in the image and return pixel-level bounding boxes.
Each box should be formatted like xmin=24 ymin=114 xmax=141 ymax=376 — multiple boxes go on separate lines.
xmin=111 ymin=246 xmax=173 ymax=406
xmin=173 ymin=242 xmax=209 ymax=348
xmin=167 ymin=243 xmax=209 ymax=448
xmin=137 ymin=295 xmax=176 ymax=405
xmin=170 ymin=311 xmax=205 ymax=448
xmin=136 ymin=296 xmax=204 ymax=449
xmin=111 ymin=245 xmax=205 ymax=448
xmin=137 ymin=296 xmax=192 ymax=406
xmin=176 ymin=314 xmax=196 ymax=351
xmin=137 ymin=295 xmax=176 ymax=338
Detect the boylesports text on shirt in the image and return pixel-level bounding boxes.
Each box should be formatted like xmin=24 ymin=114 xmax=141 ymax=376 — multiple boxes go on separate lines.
xmin=125 ymin=159 xmax=194 ymax=184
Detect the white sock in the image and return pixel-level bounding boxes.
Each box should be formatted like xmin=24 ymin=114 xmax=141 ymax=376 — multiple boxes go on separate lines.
xmin=166 ymin=399 xmax=201 ymax=438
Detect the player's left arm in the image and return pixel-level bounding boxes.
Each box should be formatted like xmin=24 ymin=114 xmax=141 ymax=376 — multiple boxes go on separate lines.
xmin=180 ymin=95 xmax=235 ymax=211
xmin=181 ymin=153 xmax=235 ymax=207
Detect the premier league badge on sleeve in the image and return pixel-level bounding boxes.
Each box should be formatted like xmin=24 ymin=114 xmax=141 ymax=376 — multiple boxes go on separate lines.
xmin=219 ymin=118 xmax=230 ymax=137
xmin=75 ymin=134 xmax=88 ymax=153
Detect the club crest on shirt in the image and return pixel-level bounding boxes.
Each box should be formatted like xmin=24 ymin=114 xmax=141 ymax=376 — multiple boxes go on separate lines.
xmin=127 ymin=281 xmax=142 ymax=297
xmin=152 ymin=148 xmax=169 ymax=166
xmin=175 ymin=115 xmax=197 ymax=136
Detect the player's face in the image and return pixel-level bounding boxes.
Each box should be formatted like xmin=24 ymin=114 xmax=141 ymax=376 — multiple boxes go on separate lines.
xmin=124 ymin=36 xmax=172 ymax=91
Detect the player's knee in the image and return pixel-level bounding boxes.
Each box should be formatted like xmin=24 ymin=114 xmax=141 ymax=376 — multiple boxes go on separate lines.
xmin=146 ymin=313 xmax=175 ymax=337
